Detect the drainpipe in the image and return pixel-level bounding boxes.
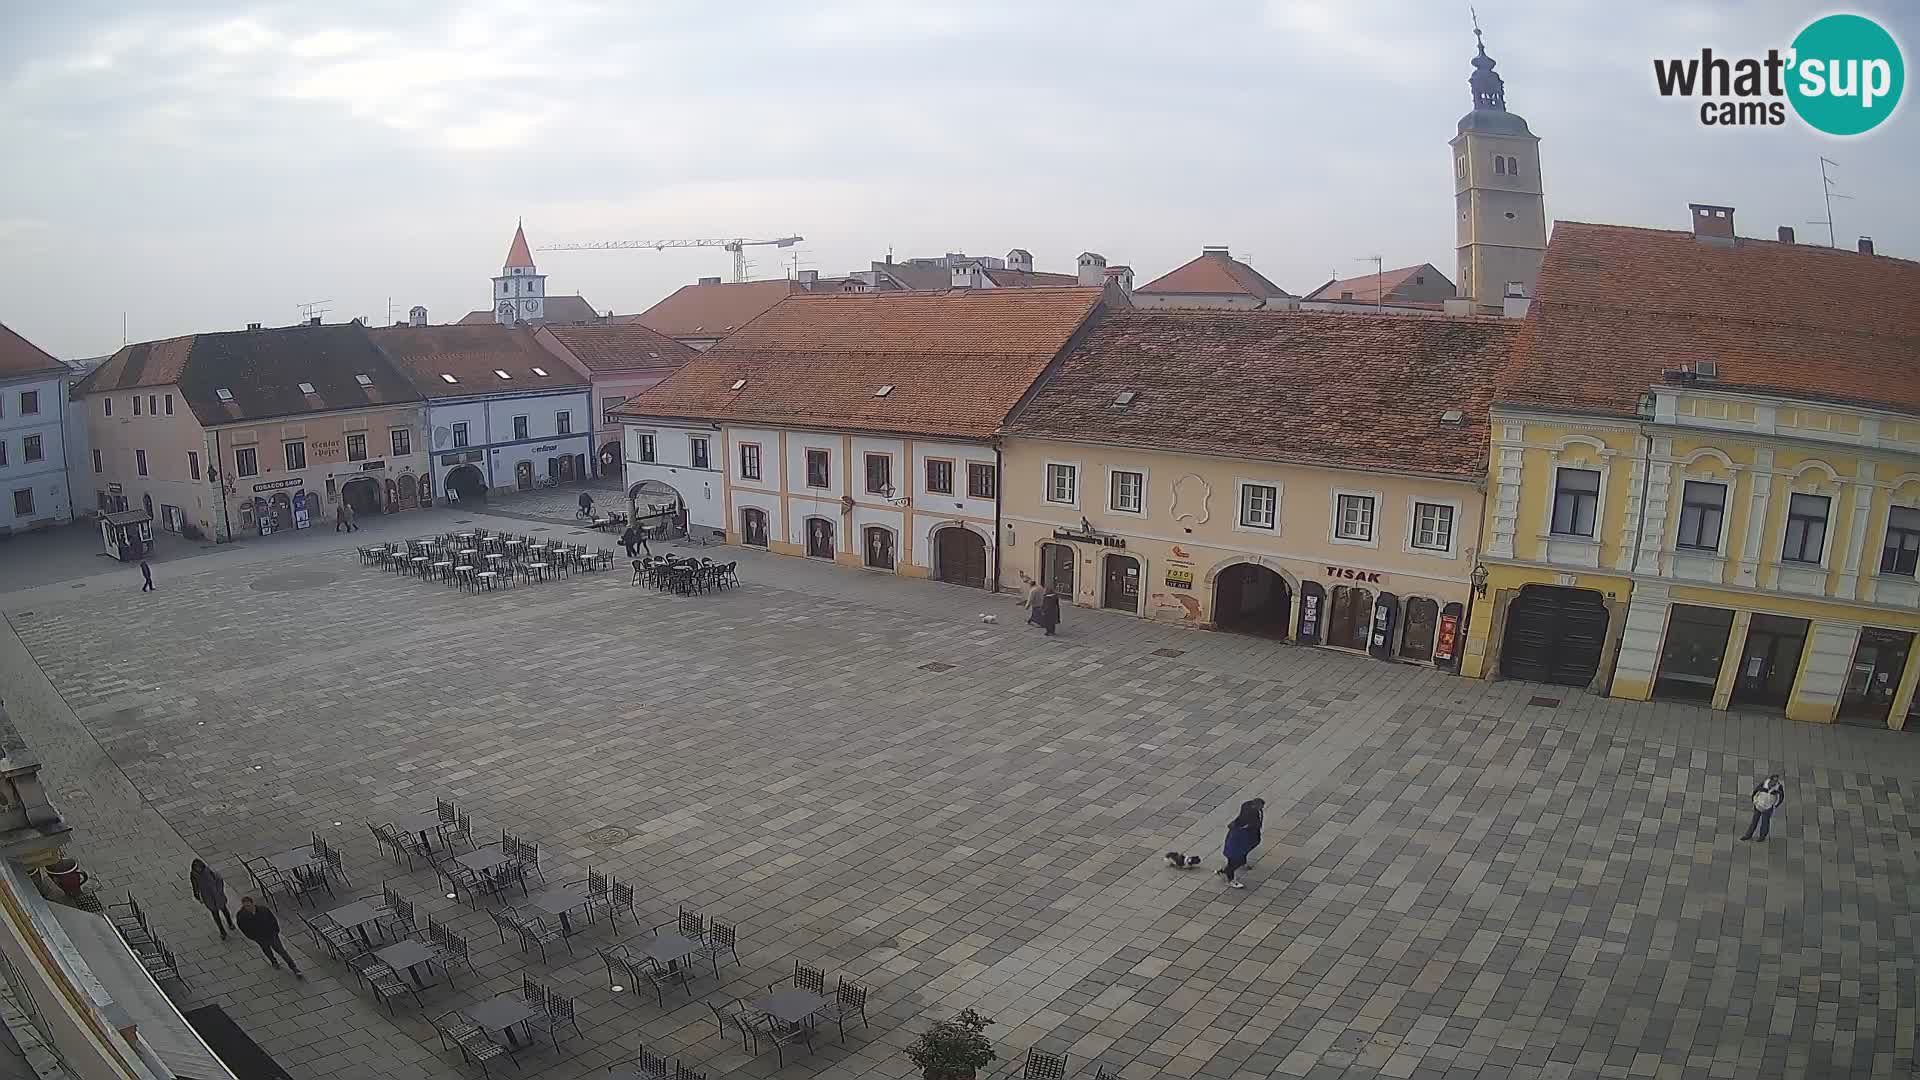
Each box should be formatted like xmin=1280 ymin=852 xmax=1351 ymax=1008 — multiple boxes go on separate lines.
xmin=214 ymin=427 xmax=232 ymax=542
xmin=992 ymin=442 xmax=1004 ymax=594
xmin=1627 ymin=425 xmax=1654 ymax=577
xmin=58 ymin=375 xmax=74 ymax=525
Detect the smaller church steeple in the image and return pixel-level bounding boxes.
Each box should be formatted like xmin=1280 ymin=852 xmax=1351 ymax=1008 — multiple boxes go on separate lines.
xmin=492 ymin=220 xmax=545 ymax=325
xmin=1469 ymin=25 xmax=1507 ymax=111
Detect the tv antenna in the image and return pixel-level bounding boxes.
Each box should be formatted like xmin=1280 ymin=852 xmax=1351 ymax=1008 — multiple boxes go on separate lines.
xmin=1354 ymin=255 xmax=1384 ymax=312
xmin=297 ymin=299 xmax=333 ymax=323
xmin=1808 ymin=157 xmax=1851 ymax=248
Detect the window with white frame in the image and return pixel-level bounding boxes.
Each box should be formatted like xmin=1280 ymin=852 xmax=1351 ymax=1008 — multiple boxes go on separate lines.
xmin=1411 ymin=502 xmax=1454 ymax=551
xmin=1109 ymin=469 xmax=1144 ymax=514
xmin=1782 ymin=493 xmax=1830 ymax=564
xmin=805 ymin=448 xmax=831 ymax=488
xmin=690 ymin=437 xmax=710 ymax=469
xmin=1676 ymin=480 xmax=1726 ymax=551
xmin=1882 ymin=506 xmax=1920 ymax=576
xmin=637 ymin=433 xmax=655 ymax=462
xmin=1550 ymin=468 xmax=1601 ymax=537
xmin=283 ymin=440 xmax=306 ymax=470
xmin=1335 ymin=493 xmax=1375 ymax=541
xmin=1045 ymin=463 xmax=1077 ymax=505
xmin=739 ymin=443 xmax=761 ymax=480
xmin=1239 ymin=483 xmax=1277 ymax=529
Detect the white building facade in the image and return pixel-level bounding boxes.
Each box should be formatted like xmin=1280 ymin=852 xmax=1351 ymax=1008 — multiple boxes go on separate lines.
xmin=430 ymin=388 xmax=594 ymax=499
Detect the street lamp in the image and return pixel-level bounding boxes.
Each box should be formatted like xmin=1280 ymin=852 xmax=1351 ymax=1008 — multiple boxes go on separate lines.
xmin=1471 ymin=564 xmax=1489 ymax=597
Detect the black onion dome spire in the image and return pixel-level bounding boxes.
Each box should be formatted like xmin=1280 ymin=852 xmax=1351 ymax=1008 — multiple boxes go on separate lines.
xmin=1470 ymin=28 xmax=1507 ymax=111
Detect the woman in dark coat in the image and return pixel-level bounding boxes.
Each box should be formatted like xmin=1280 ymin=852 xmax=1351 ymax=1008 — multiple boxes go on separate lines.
xmin=1037 ymin=591 xmax=1062 ymax=637
xmin=1218 ymin=799 xmax=1266 ymax=888
xmin=189 ymin=858 xmax=236 ymax=939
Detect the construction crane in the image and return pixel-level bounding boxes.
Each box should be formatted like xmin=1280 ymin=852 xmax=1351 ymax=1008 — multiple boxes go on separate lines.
xmin=536 ymin=236 xmax=804 ymax=284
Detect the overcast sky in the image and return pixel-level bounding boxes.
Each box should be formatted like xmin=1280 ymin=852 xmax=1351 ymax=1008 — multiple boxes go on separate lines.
xmin=3 ymin=1 xmax=1914 ymax=359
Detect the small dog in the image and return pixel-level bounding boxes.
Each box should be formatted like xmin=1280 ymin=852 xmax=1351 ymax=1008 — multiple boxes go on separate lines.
xmin=979 ymin=613 xmax=998 ymax=624
xmin=1164 ymin=851 xmax=1202 ymax=869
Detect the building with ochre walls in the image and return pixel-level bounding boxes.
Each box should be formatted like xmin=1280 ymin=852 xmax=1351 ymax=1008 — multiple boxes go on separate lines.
xmin=1463 ymin=207 xmax=1920 ymax=728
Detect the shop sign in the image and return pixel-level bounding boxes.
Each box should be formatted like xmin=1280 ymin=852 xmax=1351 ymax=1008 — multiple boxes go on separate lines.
xmin=1325 ymin=565 xmax=1383 ymax=584
xmin=108 ymin=482 xmax=124 ymax=494
xmin=1298 ymin=589 xmax=1323 ymax=644
xmin=253 ymin=478 xmax=302 ymax=492
xmin=360 ymin=460 xmax=387 ymax=471
xmin=311 ymin=439 xmax=344 ymax=462
xmin=1165 ymin=561 xmax=1194 ymax=590
xmin=1435 ymin=613 xmax=1460 ymax=661
xmin=1053 ymin=526 xmax=1126 ymax=548
xmin=441 ymin=453 xmax=463 ymax=466
xmin=535 ymin=444 xmax=558 ymax=453
xmin=465 ymin=450 xmax=484 ymax=463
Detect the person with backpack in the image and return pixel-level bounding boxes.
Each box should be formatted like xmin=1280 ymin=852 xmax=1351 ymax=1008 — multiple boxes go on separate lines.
xmin=1740 ymin=774 xmax=1785 ymax=841
xmin=1218 ymin=798 xmax=1266 ymax=888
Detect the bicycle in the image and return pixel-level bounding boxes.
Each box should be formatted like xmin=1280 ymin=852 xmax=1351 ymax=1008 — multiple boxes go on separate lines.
xmin=535 ymin=475 xmax=558 ymax=490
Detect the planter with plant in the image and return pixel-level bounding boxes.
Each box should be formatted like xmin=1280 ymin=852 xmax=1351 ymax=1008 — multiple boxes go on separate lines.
xmin=906 ymin=1008 xmax=997 ymax=1080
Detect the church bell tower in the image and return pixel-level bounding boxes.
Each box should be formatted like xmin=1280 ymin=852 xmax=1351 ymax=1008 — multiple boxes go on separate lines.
xmin=1450 ymin=28 xmax=1547 ymax=315
xmin=491 ymin=220 xmax=546 ymax=325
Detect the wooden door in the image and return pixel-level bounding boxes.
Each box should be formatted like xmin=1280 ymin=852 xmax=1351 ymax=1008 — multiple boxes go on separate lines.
xmin=936 ymin=528 xmax=987 ymax=588
xmin=1103 ymin=554 xmax=1140 ymax=612
xmin=1041 ymin=543 xmax=1075 ymax=597
xmin=865 ymin=527 xmax=896 ymax=570
xmin=741 ymin=508 xmax=768 ymax=547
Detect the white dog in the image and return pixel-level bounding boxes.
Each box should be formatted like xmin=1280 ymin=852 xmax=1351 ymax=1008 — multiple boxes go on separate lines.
xmin=979 ymin=613 xmax=998 ymax=624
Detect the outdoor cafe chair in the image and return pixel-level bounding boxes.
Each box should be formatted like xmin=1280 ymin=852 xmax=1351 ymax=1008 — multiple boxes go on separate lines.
xmin=636 ymin=956 xmax=688 ymax=1006
xmin=757 ymin=1011 xmax=815 ymax=1067
xmin=515 ymin=838 xmax=547 ymax=884
xmin=824 ymin=978 xmax=871 ymax=1041
xmin=542 ymin=989 xmax=583 ymax=1044
xmin=608 ymin=880 xmax=636 ymax=924
xmin=1019 ymin=1049 xmax=1070 ymax=1080
xmin=673 ymin=1063 xmax=706 ymax=1080
xmin=490 ymin=909 xmax=523 ymax=945
xmin=515 ymin=915 xmax=572 ymax=962
xmin=347 ymin=950 xmax=388 ymax=991
xmin=433 ymin=1011 xmax=482 ymax=1053
xmin=694 ymin=920 xmax=739 ymax=977
xmin=601 ymin=945 xmax=641 ymax=994
xmin=454 ymin=1028 xmax=515 ymax=1077
xmin=704 ymin=997 xmax=759 ymax=1052
xmin=436 ymin=799 xmax=457 ymax=830
xmin=443 ymin=810 xmax=476 ymax=852
xmin=778 ymin=959 xmax=826 ymax=996
xmin=435 ymin=927 xmax=475 ymax=987
xmin=627 ymin=1048 xmax=671 ymax=1080
xmin=676 ymin=906 xmax=706 ymax=942
xmin=287 ymin=863 xmax=334 ymax=907
xmin=321 ymin=847 xmax=351 ymax=888
xmin=522 ymin=974 xmax=550 ymax=1011
xmin=439 ymin=864 xmax=487 ymax=908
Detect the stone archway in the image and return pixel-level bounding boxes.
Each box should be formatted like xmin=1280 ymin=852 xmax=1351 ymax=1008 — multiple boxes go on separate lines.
xmin=629 ymin=480 xmax=686 ymax=540
xmin=445 ymin=464 xmax=487 ymax=502
xmin=1213 ymin=562 xmax=1293 ymax=639
xmin=342 ymin=477 xmax=382 ymax=517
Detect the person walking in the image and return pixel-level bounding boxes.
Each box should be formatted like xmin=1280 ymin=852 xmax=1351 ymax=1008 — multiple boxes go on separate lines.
xmin=1037 ymin=590 xmax=1062 ymax=637
xmin=620 ymin=525 xmax=640 ymax=559
xmin=1740 ymin=774 xmax=1786 ymax=841
xmin=344 ymin=503 xmax=357 ymax=533
xmin=139 ymin=560 xmax=154 ymax=592
xmin=1218 ymin=798 xmax=1266 ymax=888
xmin=334 ymin=504 xmax=346 ymax=532
xmin=188 ymin=859 xmax=237 ymax=940
xmin=1023 ymin=579 xmax=1046 ymax=626
xmin=234 ymin=897 xmax=302 ymax=977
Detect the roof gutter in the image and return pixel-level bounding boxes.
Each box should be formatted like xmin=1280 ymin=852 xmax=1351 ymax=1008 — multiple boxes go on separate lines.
xmin=993 ymin=439 xmax=1005 ymax=595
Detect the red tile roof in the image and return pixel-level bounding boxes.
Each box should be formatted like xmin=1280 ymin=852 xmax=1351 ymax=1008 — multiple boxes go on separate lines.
xmin=371 ymin=324 xmax=587 ymax=399
xmin=1503 ymin=222 xmax=1920 ymax=418
xmin=1007 ymin=310 xmax=1517 ymax=479
xmin=1305 ymin=264 xmax=1429 ymax=303
xmin=633 ymin=280 xmax=796 ymax=341
xmin=1136 ymin=249 xmax=1293 ymax=299
xmin=456 ymin=295 xmax=604 ymax=326
xmin=78 ymin=324 xmax=421 ymax=426
xmin=0 ymin=322 xmax=66 ymax=378
xmin=539 ymin=322 xmax=699 ymax=377
xmin=982 ymin=268 xmax=1080 ymax=288
xmin=504 ymin=223 xmax=535 ymax=269
xmin=615 ymin=287 xmax=1107 ymax=439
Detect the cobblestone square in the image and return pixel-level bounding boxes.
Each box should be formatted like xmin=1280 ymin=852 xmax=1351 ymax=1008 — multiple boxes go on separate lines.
xmin=1 ymin=506 xmax=1916 ymax=1080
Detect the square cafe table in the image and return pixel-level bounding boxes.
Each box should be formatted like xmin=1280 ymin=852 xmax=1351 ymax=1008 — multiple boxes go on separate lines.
xmin=528 ymin=884 xmax=593 ymax=936
xmin=456 ymin=846 xmax=521 ymax=896
xmin=466 ymin=992 xmax=537 ymax=1048
xmin=640 ymin=932 xmax=700 ymax=971
xmin=755 ymin=988 xmax=828 ymax=1025
xmin=265 ymin=847 xmax=316 ymax=872
xmin=326 ymin=899 xmax=385 ymax=947
xmin=390 ymin=810 xmax=443 ymax=853
xmin=376 ymin=939 xmax=439 ymax=988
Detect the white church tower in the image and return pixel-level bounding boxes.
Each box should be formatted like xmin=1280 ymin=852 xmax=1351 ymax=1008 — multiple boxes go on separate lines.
xmin=492 ymin=220 xmax=546 ymax=325
xmin=1450 ymin=28 xmax=1547 ymax=316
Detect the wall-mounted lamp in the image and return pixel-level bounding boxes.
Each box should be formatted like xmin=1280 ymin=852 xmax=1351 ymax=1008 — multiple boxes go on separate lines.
xmin=1004 ymin=523 xmax=1015 ymax=546
xmin=1470 ymin=564 xmax=1489 ymax=597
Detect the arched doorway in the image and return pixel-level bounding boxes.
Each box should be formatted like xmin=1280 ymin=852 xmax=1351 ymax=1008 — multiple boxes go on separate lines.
xmin=1326 ymin=585 xmax=1373 ymax=650
xmin=383 ymin=478 xmax=398 ymax=513
xmin=142 ymin=492 xmax=154 ymax=518
xmin=445 ymin=465 xmax=486 ymax=503
xmin=599 ymin=442 xmax=622 ymax=480
xmin=741 ymin=508 xmax=769 ymax=547
xmin=1401 ymin=597 xmax=1440 ymax=661
xmin=1039 ymin=542 xmax=1075 ymax=597
xmin=630 ymin=480 xmax=686 ymax=540
xmin=557 ymin=455 xmax=576 ymax=483
xmin=1103 ymin=553 xmax=1141 ymax=613
xmin=1214 ymin=563 xmax=1292 ymax=638
xmin=805 ymin=517 xmax=836 ymax=559
xmin=934 ymin=526 xmax=987 ymax=588
xmin=397 ymin=474 xmax=419 ymax=510
xmin=864 ymin=526 xmax=896 ymax=570
xmin=1499 ymin=585 xmax=1609 ymax=687
xmin=270 ymin=492 xmax=293 ymax=532
xmin=343 ymin=477 xmax=381 ymax=516
xmin=516 ymin=461 xmax=535 ymax=491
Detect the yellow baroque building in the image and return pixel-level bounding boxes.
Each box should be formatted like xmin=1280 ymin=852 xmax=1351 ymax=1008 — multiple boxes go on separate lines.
xmin=1461 ymin=209 xmax=1920 ymax=728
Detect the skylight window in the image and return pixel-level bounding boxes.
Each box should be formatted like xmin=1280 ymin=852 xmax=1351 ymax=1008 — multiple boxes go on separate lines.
xmin=1113 ymin=390 xmax=1137 ymax=406
xmin=874 ymin=385 xmax=894 ymax=397
xmin=354 ymin=374 xmax=373 ymax=387
xmin=1441 ymin=409 xmax=1465 ymax=423
xmin=494 ymin=369 xmax=513 ymax=380
xmin=730 ymin=379 xmax=748 ymax=391
xmin=440 ymin=374 xmax=458 ymax=384
xmin=215 ymin=388 xmax=234 ymax=401
xmin=531 ymin=367 xmax=549 ymax=376
xmin=298 ymin=382 xmax=316 ymax=394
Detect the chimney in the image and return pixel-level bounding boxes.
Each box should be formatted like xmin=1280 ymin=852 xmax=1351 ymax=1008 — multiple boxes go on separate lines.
xmin=1689 ymin=203 xmax=1736 ymax=246
xmin=1859 ymin=236 xmax=1875 ymax=256
xmin=409 ymin=305 xmax=428 ymax=327
xmin=796 ymin=269 xmax=818 ymax=287
xmin=246 ymin=322 xmax=263 ymax=331
xmin=1778 ymin=226 xmax=1795 ymax=244
xmin=307 ymin=315 xmax=322 ymax=326
xmin=1006 ymin=248 xmax=1033 ymax=274
xmin=1202 ymin=245 xmax=1232 ymax=257
xmin=1076 ymin=251 xmax=1107 ymax=287
xmin=1502 ymin=282 xmax=1531 ymax=319
xmin=698 ymin=276 xmax=722 ymax=285
xmin=1103 ymin=265 xmax=1134 ymax=297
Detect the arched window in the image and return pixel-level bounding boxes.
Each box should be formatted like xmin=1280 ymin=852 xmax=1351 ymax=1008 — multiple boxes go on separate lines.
xmin=1494 ymin=156 xmax=1506 ymax=175
xmin=1507 ymin=156 xmax=1520 ymax=176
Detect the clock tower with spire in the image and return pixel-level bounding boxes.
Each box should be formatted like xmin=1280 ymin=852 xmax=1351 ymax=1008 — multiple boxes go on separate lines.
xmin=1449 ymin=26 xmax=1547 ymax=315
xmin=491 ymin=220 xmax=546 ymax=325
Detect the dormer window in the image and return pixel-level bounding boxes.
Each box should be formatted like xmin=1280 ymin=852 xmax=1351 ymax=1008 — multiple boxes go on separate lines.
xmin=494 ymin=369 xmax=512 ymax=380
xmin=298 ymin=382 xmax=316 ymax=394
xmin=215 ymin=388 xmax=234 ymax=401
xmin=439 ymin=374 xmax=458 ymax=384
xmin=355 ymin=373 xmax=373 ymax=387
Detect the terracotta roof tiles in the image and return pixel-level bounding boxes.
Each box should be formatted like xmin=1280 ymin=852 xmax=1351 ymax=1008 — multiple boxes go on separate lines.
xmin=1136 ymin=249 xmax=1293 ymax=299
xmin=1502 ymin=221 xmax=1920 ymax=418
xmin=371 ymin=324 xmax=587 ymax=398
xmin=539 ymin=322 xmax=699 ymax=377
xmin=0 ymin=322 xmax=69 ymax=378
xmin=1007 ymin=309 xmax=1516 ymax=479
xmin=633 ymin=280 xmax=796 ymax=340
xmin=616 ymin=287 xmax=1107 ymax=439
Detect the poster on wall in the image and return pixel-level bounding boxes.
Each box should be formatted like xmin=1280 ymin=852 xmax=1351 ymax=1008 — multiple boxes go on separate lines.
xmin=1164 ymin=561 xmax=1194 ymax=590
xmin=293 ymin=491 xmax=312 ymax=529
xmin=1435 ymin=613 xmax=1460 ymax=663
xmin=1297 ymin=582 xmax=1324 ymax=645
